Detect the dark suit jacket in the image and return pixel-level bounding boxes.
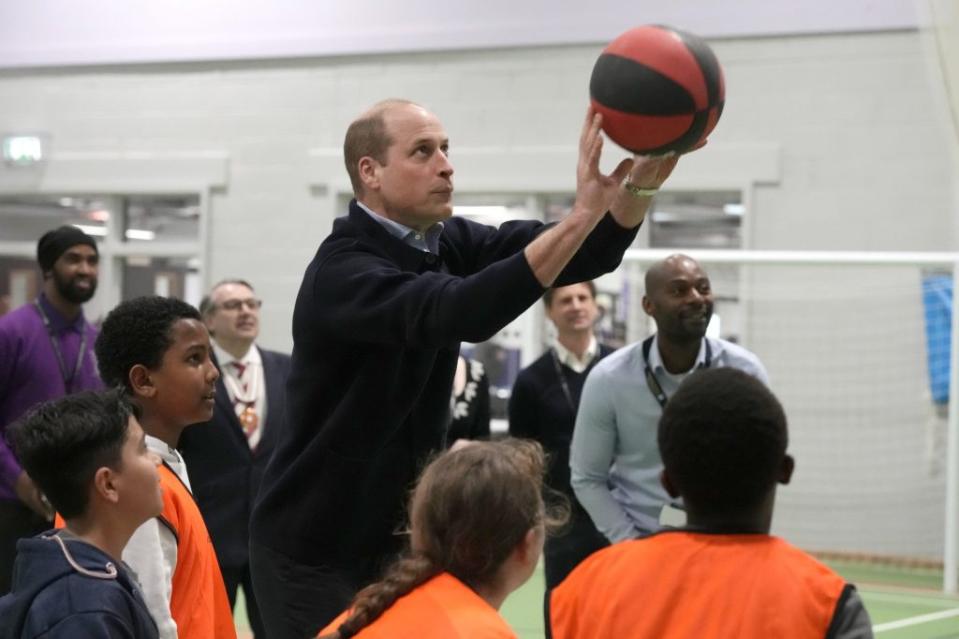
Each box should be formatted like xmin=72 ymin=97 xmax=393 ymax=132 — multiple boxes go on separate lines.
xmin=178 ymin=346 xmax=291 ymax=571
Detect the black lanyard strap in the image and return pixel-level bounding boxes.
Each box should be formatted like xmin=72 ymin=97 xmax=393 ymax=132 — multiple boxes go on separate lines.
xmin=33 ymin=300 xmax=88 ymax=393
xmin=549 ymin=348 xmax=577 ymax=414
xmin=641 ymin=336 xmax=712 ymax=410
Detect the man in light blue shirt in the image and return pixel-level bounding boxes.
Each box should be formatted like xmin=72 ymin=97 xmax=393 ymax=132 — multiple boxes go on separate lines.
xmin=570 ymin=254 xmax=768 ymax=543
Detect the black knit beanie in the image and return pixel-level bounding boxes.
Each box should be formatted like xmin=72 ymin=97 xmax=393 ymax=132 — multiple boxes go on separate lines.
xmin=36 ymin=226 xmax=98 ymax=272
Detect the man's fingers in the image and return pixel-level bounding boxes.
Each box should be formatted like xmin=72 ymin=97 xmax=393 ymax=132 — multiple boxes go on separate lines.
xmin=579 ymin=106 xmax=596 ymax=149
xmin=587 ymin=131 xmax=604 ymax=171
xmin=610 ymin=158 xmax=635 ymax=184
xmin=629 ymin=152 xmax=681 ymax=187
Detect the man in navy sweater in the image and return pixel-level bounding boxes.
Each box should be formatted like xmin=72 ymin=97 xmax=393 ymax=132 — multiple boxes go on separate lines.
xmin=250 ymin=99 xmax=686 ymax=638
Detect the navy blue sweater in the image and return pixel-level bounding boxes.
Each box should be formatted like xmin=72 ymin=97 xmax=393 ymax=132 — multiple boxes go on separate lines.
xmin=251 ymin=200 xmax=638 ymax=579
xmin=0 ymin=532 xmax=157 ymax=639
xmin=508 ymin=344 xmax=615 ymax=508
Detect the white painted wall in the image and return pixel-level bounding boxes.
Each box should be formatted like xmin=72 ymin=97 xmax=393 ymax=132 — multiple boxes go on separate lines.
xmin=0 ymin=29 xmax=953 ymax=346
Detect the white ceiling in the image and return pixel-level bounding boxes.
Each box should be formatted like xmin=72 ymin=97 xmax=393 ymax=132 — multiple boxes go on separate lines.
xmin=0 ymin=0 xmax=921 ymax=69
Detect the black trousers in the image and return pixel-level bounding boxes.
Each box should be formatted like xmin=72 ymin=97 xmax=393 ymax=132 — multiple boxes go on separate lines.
xmin=543 ymin=513 xmax=609 ymax=590
xmin=0 ymin=499 xmax=48 ymax=595
xmin=250 ymin=542 xmax=360 ymax=639
xmin=221 ymin=560 xmax=266 ymax=638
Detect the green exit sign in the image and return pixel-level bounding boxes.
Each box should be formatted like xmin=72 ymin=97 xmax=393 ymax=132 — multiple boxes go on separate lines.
xmin=3 ymin=135 xmax=46 ymax=166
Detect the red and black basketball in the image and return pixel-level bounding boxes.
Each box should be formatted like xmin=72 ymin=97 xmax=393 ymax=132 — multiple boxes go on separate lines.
xmin=590 ymin=25 xmax=725 ymax=155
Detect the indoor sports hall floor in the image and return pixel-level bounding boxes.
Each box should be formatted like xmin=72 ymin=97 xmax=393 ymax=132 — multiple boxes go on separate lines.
xmin=234 ymin=560 xmax=959 ymax=638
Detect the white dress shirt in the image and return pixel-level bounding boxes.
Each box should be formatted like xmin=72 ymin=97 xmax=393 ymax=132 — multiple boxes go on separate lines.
xmin=213 ymin=342 xmax=268 ymax=450
xmin=552 ymin=335 xmax=599 ymax=374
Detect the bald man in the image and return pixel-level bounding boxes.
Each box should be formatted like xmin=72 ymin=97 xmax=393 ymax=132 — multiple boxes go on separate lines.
xmin=571 ymin=254 xmax=769 ymax=543
xmin=249 ymin=99 xmax=686 ymax=637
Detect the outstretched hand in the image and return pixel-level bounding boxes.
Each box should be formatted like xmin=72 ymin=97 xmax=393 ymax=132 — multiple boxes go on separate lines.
xmin=573 ymin=107 xmax=635 ymax=219
xmin=630 ymin=151 xmax=680 ymax=188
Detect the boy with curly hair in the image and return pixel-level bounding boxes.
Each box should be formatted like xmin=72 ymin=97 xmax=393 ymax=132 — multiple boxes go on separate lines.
xmin=93 ymin=296 xmax=236 ymax=639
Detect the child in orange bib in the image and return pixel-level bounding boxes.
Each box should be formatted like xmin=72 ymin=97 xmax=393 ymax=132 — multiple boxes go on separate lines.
xmin=319 ymin=439 xmax=563 ymax=639
xmin=90 ymin=296 xmax=236 ymax=639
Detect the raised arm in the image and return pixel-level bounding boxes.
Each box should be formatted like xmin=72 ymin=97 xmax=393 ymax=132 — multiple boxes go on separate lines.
xmin=524 ymin=108 xmax=680 ymax=287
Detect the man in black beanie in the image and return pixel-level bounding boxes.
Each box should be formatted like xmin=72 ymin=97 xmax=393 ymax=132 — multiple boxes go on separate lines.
xmin=0 ymin=225 xmax=104 ymax=594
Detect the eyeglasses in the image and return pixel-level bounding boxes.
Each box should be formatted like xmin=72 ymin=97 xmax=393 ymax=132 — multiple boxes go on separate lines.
xmin=218 ymin=298 xmax=263 ymax=311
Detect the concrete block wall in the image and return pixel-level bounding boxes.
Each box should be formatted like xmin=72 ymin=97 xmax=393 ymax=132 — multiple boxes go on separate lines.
xmin=0 ymin=28 xmax=955 ymax=557
xmin=0 ymin=30 xmax=953 ymax=351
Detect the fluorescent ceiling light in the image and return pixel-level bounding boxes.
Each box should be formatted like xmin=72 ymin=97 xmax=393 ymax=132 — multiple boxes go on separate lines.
xmin=72 ymin=224 xmax=107 ymax=236
xmin=125 ymin=229 xmax=156 ymax=241
xmin=723 ymin=203 xmax=745 ymax=216
xmin=650 ymin=211 xmax=681 ymax=223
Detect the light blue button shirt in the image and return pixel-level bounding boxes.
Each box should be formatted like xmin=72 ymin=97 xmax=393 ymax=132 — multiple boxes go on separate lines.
xmin=356 ymin=201 xmax=444 ymax=255
xmin=570 ymin=335 xmax=769 ymax=542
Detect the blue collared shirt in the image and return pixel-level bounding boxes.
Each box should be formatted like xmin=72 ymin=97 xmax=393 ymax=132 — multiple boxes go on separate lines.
xmin=355 ymin=201 xmax=444 ymax=255
xmin=570 ymin=335 xmax=769 ymax=542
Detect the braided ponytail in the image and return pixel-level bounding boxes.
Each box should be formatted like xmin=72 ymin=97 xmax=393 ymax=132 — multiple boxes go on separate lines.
xmin=318 ymin=555 xmax=439 ymax=638
xmin=317 ymin=439 xmax=564 ymax=638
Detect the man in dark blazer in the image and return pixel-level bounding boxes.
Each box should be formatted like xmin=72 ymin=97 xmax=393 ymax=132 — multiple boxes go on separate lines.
xmin=179 ymin=279 xmax=290 ymax=639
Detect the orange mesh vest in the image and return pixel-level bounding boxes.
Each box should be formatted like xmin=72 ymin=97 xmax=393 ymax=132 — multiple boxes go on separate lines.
xmin=320 ymin=572 xmax=517 ymax=638
xmin=156 ymin=463 xmax=236 ymax=639
xmin=549 ymin=531 xmax=847 ymax=639
xmin=54 ymin=465 xmax=236 ymax=638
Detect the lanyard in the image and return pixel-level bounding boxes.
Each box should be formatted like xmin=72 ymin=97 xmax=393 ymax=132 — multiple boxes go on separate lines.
xmin=549 ymin=347 xmax=600 ymax=414
xmin=549 ymin=348 xmax=577 ymax=414
xmin=33 ymin=300 xmax=88 ymax=393
xmin=641 ymin=336 xmax=712 ymax=410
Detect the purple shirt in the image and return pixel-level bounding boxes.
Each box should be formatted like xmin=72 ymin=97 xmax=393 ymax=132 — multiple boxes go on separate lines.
xmin=0 ymin=295 xmax=103 ymax=500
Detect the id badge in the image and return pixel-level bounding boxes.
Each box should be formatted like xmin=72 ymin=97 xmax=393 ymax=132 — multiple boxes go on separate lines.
xmin=659 ymin=502 xmax=687 ymax=527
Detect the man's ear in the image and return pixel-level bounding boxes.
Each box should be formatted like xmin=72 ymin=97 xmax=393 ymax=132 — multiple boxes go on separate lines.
xmin=357 ymin=156 xmax=381 ymax=192
xmin=660 ymin=469 xmax=680 ymax=499
xmin=92 ymin=466 xmax=120 ymax=505
xmin=779 ymin=454 xmax=795 ymax=486
xmin=128 ymin=364 xmax=156 ymax=400
xmin=641 ymin=295 xmax=654 ymax=317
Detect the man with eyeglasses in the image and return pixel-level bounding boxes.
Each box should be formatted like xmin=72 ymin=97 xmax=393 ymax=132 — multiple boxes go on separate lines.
xmin=178 ymin=279 xmax=291 ymax=639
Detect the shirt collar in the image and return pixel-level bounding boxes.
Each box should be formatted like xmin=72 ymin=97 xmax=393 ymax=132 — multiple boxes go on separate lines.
xmin=36 ymin=293 xmax=86 ymax=334
xmin=553 ymin=335 xmax=599 ymax=372
xmin=356 ymin=200 xmax=444 ymax=254
xmin=212 ymin=341 xmax=260 ymax=368
xmin=144 ymin=434 xmax=182 ymax=466
xmin=648 ymin=334 xmax=708 ymax=375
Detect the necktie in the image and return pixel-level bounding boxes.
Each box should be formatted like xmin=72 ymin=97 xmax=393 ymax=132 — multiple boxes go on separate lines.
xmin=229 ymin=361 xmax=258 ymax=438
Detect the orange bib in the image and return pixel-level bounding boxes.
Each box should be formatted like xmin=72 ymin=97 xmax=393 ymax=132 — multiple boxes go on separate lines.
xmin=321 ymin=572 xmax=516 ymax=638
xmin=550 ymin=531 xmax=846 ymax=639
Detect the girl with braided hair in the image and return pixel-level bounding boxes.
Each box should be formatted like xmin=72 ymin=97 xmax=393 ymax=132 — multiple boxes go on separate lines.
xmin=318 ymin=439 xmax=565 ymax=638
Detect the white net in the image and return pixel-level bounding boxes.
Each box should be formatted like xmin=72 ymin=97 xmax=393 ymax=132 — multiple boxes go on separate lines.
xmin=619 ymin=255 xmax=954 ymax=563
